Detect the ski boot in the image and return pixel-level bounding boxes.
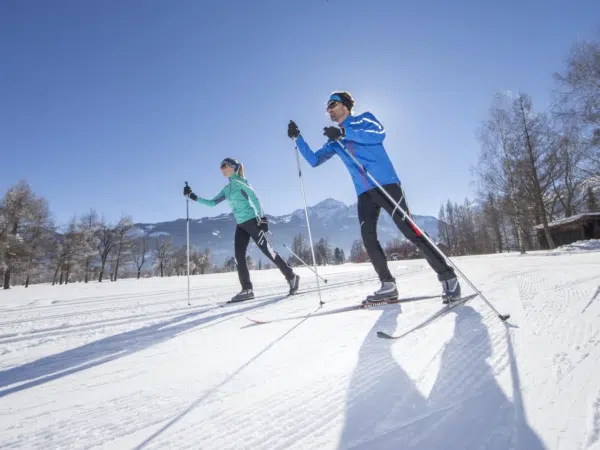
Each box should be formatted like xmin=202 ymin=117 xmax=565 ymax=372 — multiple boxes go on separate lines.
xmin=362 ymin=281 xmax=399 ymax=307
xmin=229 ymin=289 xmax=254 ymax=303
xmin=288 ymin=274 xmax=300 ymax=295
xmin=441 ymin=277 xmax=461 ymax=304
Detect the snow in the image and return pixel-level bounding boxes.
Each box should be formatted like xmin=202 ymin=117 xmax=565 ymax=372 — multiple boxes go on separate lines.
xmin=147 ymin=231 xmax=170 ymax=237
xmin=551 ymin=239 xmax=600 ymax=253
xmin=1 ymin=247 xmax=600 ymax=449
xmin=534 ymin=213 xmax=600 ymax=229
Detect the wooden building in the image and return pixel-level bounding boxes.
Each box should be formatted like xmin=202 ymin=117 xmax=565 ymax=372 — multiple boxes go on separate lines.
xmin=535 ymin=213 xmax=600 ymax=249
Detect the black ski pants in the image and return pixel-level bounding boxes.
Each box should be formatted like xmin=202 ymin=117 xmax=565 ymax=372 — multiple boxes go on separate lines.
xmin=357 ymin=183 xmax=456 ymax=283
xmin=234 ymin=218 xmax=295 ymax=290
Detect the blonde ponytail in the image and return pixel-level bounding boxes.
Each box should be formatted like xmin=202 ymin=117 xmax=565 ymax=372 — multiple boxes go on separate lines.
xmin=237 ymin=163 xmax=245 ymax=178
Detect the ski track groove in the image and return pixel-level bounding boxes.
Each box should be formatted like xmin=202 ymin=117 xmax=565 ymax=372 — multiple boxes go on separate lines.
xmin=0 ymin=304 xmax=214 ymax=344
xmin=3 ymin=391 xmax=190 ymax=449
xmin=586 ymin=394 xmax=600 ymax=449
xmin=6 ymin=256 xmax=600 ymax=449
xmin=5 ymin=274 xmax=394 ymax=448
xmin=134 ymin=374 xmax=350 ymax=449
xmin=2 ymin=285 xmax=206 ymax=312
xmin=582 ymin=285 xmax=600 ymax=314
xmin=0 ymin=267 xmax=406 ymax=327
xmin=0 ymin=275 xmax=383 ymax=360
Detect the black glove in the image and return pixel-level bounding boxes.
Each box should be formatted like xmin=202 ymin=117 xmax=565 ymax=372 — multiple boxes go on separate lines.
xmin=288 ymin=120 xmax=300 ymax=139
xmin=183 ymin=184 xmax=197 ymax=201
xmin=258 ymin=216 xmax=268 ymax=232
xmin=323 ymin=126 xmax=344 ymax=141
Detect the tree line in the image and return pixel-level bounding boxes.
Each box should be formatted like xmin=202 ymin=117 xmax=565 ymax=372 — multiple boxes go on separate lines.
xmin=0 ymin=180 xmax=357 ymax=290
xmin=0 ymin=180 xmax=215 ymax=289
xmin=438 ymin=32 xmax=600 ymax=256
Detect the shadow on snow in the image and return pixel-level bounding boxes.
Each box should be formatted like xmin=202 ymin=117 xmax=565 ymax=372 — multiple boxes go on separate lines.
xmin=0 ymin=296 xmax=286 ymax=399
xmin=338 ymin=304 xmax=547 ymax=449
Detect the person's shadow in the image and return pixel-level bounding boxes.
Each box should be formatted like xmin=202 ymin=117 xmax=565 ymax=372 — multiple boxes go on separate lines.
xmin=337 ymin=305 xmax=428 ymax=449
xmin=339 ymin=305 xmax=547 ymax=449
xmin=0 ymin=296 xmax=286 ymax=399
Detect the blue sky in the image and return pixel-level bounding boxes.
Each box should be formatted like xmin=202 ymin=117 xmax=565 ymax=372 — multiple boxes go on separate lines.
xmin=1 ymin=0 xmax=599 ymax=228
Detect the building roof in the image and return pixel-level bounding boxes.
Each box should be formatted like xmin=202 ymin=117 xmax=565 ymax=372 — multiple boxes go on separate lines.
xmin=534 ymin=212 xmax=600 ymax=230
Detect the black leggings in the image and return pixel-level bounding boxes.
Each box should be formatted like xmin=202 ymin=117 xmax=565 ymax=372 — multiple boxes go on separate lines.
xmin=234 ymin=218 xmax=295 ymax=289
xmin=357 ymin=183 xmax=455 ymax=283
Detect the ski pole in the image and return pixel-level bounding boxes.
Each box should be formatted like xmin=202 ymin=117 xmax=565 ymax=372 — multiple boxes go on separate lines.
xmin=334 ymin=140 xmax=510 ymax=322
xmin=185 ymin=181 xmax=191 ymax=306
xmin=292 ymin=139 xmax=324 ymax=306
xmin=265 ymin=229 xmax=329 ymax=283
xmin=282 ymin=243 xmax=328 ymax=284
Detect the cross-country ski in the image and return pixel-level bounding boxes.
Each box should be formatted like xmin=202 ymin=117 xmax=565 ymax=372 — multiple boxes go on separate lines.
xmin=244 ymin=294 xmax=443 ymax=325
xmin=376 ymin=293 xmax=479 ymax=339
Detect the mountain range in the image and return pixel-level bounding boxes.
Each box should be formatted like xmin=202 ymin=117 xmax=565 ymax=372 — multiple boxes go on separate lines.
xmin=134 ymin=198 xmax=440 ymax=266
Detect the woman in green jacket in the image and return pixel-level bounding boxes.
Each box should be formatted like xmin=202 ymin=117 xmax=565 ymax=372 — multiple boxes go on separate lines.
xmin=184 ymin=157 xmax=299 ymax=302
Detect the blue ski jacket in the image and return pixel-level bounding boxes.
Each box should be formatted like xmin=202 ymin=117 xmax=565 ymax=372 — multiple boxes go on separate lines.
xmin=295 ymin=112 xmax=400 ymax=196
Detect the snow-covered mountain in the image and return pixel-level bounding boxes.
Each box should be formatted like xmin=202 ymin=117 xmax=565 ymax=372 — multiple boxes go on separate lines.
xmin=134 ymin=198 xmax=440 ymax=265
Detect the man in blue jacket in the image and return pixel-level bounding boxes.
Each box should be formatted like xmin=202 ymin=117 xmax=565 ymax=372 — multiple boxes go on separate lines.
xmin=287 ymin=91 xmax=461 ymax=304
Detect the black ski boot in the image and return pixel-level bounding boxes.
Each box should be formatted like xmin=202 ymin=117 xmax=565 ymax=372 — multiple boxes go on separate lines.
xmin=288 ymin=274 xmax=300 ymax=295
xmin=363 ymin=281 xmax=398 ymax=306
xmin=229 ymin=289 xmax=254 ymax=303
xmin=441 ymin=277 xmax=461 ymax=304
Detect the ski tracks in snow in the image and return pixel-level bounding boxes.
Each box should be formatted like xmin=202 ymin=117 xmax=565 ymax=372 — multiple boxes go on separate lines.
xmin=509 ymin=254 xmax=600 ymax=450
xmin=3 ymin=255 xmax=600 ymax=449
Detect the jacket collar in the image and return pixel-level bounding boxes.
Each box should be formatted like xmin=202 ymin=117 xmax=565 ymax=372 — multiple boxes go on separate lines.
xmin=228 ymin=173 xmax=244 ymax=183
xmin=340 ymin=113 xmax=355 ymax=129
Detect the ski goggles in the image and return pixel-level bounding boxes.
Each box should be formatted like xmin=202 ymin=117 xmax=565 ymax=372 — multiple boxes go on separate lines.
xmin=326 ymin=94 xmax=343 ymax=110
xmin=220 ymin=158 xmax=239 ymax=170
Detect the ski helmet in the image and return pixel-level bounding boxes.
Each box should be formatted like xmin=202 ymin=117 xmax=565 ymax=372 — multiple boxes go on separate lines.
xmin=327 ymin=91 xmax=355 ymax=111
xmin=220 ymin=157 xmax=240 ymax=172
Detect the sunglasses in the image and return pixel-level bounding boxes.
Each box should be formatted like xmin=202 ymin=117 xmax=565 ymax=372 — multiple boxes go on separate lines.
xmin=327 ymin=101 xmax=341 ymax=111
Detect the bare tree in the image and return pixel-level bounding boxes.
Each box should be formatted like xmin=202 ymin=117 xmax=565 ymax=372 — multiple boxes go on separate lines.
xmin=60 ymin=218 xmax=86 ymax=284
xmin=550 ymin=126 xmax=589 ymax=217
xmin=475 ymin=93 xmax=537 ymax=253
xmin=131 ymin=235 xmax=148 ymax=279
xmin=384 ymin=237 xmax=404 ymax=258
xmin=512 ymin=93 xmax=560 ymax=248
xmin=554 ymin=35 xmax=600 ymax=150
xmin=78 ymin=210 xmax=100 ymax=283
xmin=111 ymin=216 xmax=133 ymax=281
xmin=445 ymin=200 xmax=458 ymax=254
xmin=154 ymin=236 xmax=173 ymax=277
xmin=95 ymin=219 xmax=116 ymax=282
xmin=482 ymin=193 xmax=504 ymax=253
xmin=288 ymin=233 xmax=312 ymax=266
xmin=437 ymin=205 xmax=452 ymax=250
xmin=172 ymin=246 xmax=188 ymax=276
xmin=193 ymin=248 xmax=212 ymax=274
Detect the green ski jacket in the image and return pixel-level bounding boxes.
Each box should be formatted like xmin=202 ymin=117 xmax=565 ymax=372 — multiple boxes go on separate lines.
xmin=194 ymin=174 xmax=264 ymax=224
